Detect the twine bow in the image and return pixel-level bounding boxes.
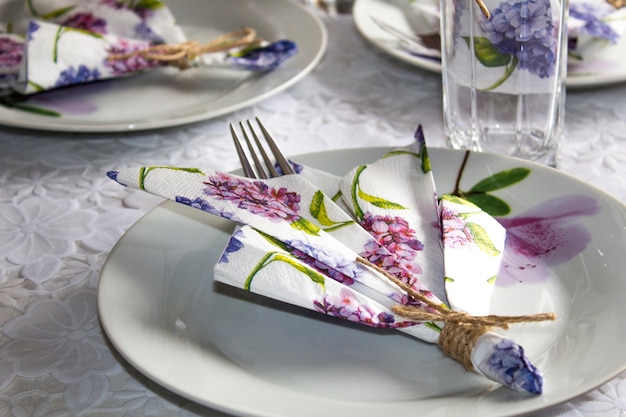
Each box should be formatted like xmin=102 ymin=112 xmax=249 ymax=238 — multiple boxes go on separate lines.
xmin=107 ymin=27 xmax=263 ymax=70
xmin=356 ymin=257 xmax=556 ymax=371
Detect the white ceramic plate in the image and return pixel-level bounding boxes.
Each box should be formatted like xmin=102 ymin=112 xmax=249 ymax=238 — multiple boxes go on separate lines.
xmin=353 ymin=0 xmax=626 ymax=89
xmin=0 ymin=0 xmax=327 ymax=132
xmin=99 ymin=147 xmax=626 ymax=417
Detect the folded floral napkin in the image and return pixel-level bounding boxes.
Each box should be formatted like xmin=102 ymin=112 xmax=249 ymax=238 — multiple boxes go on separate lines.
xmin=24 ymin=0 xmax=187 ymax=45
xmin=106 ymin=126 xmax=555 ymax=394
xmin=1 ymin=0 xmax=297 ymax=94
xmin=440 ymin=195 xmax=506 ymax=315
xmin=568 ymin=0 xmax=626 ymax=61
xmin=338 ymin=127 xmax=506 ymax=316
xmin=338 ymin=127 xmax=445 ymax=305
xmin=394 ymin=0 xmax=626 ymax=62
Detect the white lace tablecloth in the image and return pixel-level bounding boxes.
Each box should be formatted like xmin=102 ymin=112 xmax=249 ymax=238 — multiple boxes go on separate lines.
xmin=1 ymin=11 xmax=626 ymax=417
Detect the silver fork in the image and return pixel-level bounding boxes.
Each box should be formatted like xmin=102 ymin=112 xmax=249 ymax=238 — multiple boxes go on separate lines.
xmin=230 ymin=117 xmax=294 ymax=179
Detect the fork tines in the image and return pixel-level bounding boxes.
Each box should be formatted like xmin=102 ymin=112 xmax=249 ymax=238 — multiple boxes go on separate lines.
xmin=230 ymin=117 xmax=294 ymax=179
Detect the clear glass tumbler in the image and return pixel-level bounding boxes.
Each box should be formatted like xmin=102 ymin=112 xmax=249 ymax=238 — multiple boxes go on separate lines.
xmin=440 ymin=0 xmax=568 ymax=167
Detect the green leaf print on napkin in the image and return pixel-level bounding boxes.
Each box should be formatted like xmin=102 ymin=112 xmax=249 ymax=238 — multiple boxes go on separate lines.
xmin=309 ymin=190 xmax=355 ymax=232
xmin=245 ymin=252 xmax=326 ymax=291
xmin=441 ymin=194 xmax=502 ymax=257
xmin=350 ymin=165 xmax=407 ymax=220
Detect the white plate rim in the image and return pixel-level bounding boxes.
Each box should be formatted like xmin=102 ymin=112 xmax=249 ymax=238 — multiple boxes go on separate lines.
xmin=0 ymin=0 xmax=327 ymax=133
xmin=98 ymin=146 xmax=626 ymax=417
xmin=352 ymin=0 xmax=626 ymax=89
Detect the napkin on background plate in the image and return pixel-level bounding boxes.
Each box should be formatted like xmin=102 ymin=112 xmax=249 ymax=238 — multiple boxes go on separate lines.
xmin=391 ymin=0 xmax=626 ymax=62
xmin=568 ymin=0 xmax=626 ymax=61
xmin=106 ymin=127 xmax=551 ymax=394
xmin=1 ymin=0 xmax=186 ymax=90
xmin=0 ymin=0 xmax=297 ymax=95
xmin=24 ymin=0 xmax=187 ymax=44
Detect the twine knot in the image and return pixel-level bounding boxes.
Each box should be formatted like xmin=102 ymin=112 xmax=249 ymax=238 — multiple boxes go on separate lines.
xmin=607 ymin=0 xmax=626 ymax=8
xmin=107 ymin=27 xmax=262 ymax=70
xmin=356 ymin=257 xmax=556 ymax=370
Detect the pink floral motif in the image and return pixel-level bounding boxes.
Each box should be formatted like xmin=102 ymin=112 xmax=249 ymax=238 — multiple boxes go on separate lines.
xmin=61 ymin=12 xmax=107 ymax=34
xmin=0 ymin=36 xmax=23 ymax=69
xmin=359 ymin=213 xmax=424 ymax=286
xmin=105 ymin=39 xmax=162 ymax=76
xmin=496 ymin=195 xmax=600 ymax=285
xmin=290 ymin=246 xmax=355 ymax=285
xmin=313 ymin=288 xmax=412 ymax=328
xmin=441 ymin=205 xmax=474 ymax=248
xmin=202 ymin=173 xmax=302 ymax=224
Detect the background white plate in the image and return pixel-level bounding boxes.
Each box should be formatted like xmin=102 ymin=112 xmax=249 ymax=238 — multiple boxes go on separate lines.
xmin=99 ymin=147 xmax=626 ymax=417
xmin=0 ymin=0 xmax=327 ymax=132
xmin=353 ymin=0 xmax=626 ymax=89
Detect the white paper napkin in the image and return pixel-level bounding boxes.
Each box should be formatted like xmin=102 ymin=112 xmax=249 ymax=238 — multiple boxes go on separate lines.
xmin=568 ymin=0 xmax=626 ymax=61
xmin=440 ymin=194 xmax=506 ymax=315
xmin=24 ymin=0 xmax=187 ymax=44
xmin=1 ymin=0 xmax=297 ymax=95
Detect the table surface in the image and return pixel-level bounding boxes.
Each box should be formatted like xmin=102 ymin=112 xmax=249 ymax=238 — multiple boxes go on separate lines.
xmin=1 ymin=8 xmax=626 ymax=417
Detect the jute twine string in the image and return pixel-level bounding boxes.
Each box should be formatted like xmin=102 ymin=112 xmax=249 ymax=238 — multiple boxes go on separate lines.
xmin=607 ymin=0 xmax=625 ymax=8
xmin=107 ymin=27 xmax=262 ymax=70
xmin=474 ymin=0 xmax=491 ymax=19
xmin=356 ymin=257 xmax=556 ymax=371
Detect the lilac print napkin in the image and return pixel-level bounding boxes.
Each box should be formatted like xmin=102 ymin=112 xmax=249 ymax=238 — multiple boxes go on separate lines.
xmin=394 ymin=0 xmax=626 ymax=64
xmin=338 ymin=127 xmax=445 ymax=304
xmin=440 ymin=194 xmax=506 ymax=315
xmin=0 ymin=0 xmax=297 ymax=95
xmin=337 ymin=129 xmax=506 ymax=316
xmin=24 ymin=0 xmax=187 ymax=45
xmin=568 ymin=0 xmax=626 ymax=61
xmin=13 ymin=20 xmax=166 ymax=94
xmin=107 ymin=129 xmax=556 ymax=394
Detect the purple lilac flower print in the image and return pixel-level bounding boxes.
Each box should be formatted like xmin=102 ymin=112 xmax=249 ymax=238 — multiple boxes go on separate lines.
xmin=106 ymin=170 xmax=120 ymax=183
xmin=496 ymin=195 xmax=600 ymax=286
xmin=27 ymin=21 xmax=40 ymax=41
xmin=359 ymin=213 xmax=424 ymax=286
xmin=290 ymin=247 xmax=355 ymax=285
xmin=219 ymin=229 xmax=244 ymax=263
xmin=133 ymin=21 xmax=164 ymax=44
xmin=0 ymin=36 xmax=23 ymax=69
xmin=105 ymin=39 xmax=163 ymax=76
xmin=227 ymin=40 xmax=297 ymax=71
xmin=286 ymin=238 xmax=360 ymax=283
xmin=313 ymin=288 xmax=410 ymax=329
xmin=414 ymin=124 xmax=426 ymax=151
xmin=485 ymin=338 xmax=542 ymax=394
xmin=481 ymin=0 xmax=557 ymax=78
xmin=275 ymin=160 xmax=303 ymax=176
xmin=203 ymin=173 xmax=302 ymax=224
xmin=441 ymin=205 xmax=473 ymax=249
xmin=61 ymin=12 xmax=107 ymax=34
xmin=175 ymin=196 xmax=239 ymax=222
xmin=570 ymin=1 xmax=619 ymax=43
xmin=54 ymin=65 xmax=101 ymax=88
